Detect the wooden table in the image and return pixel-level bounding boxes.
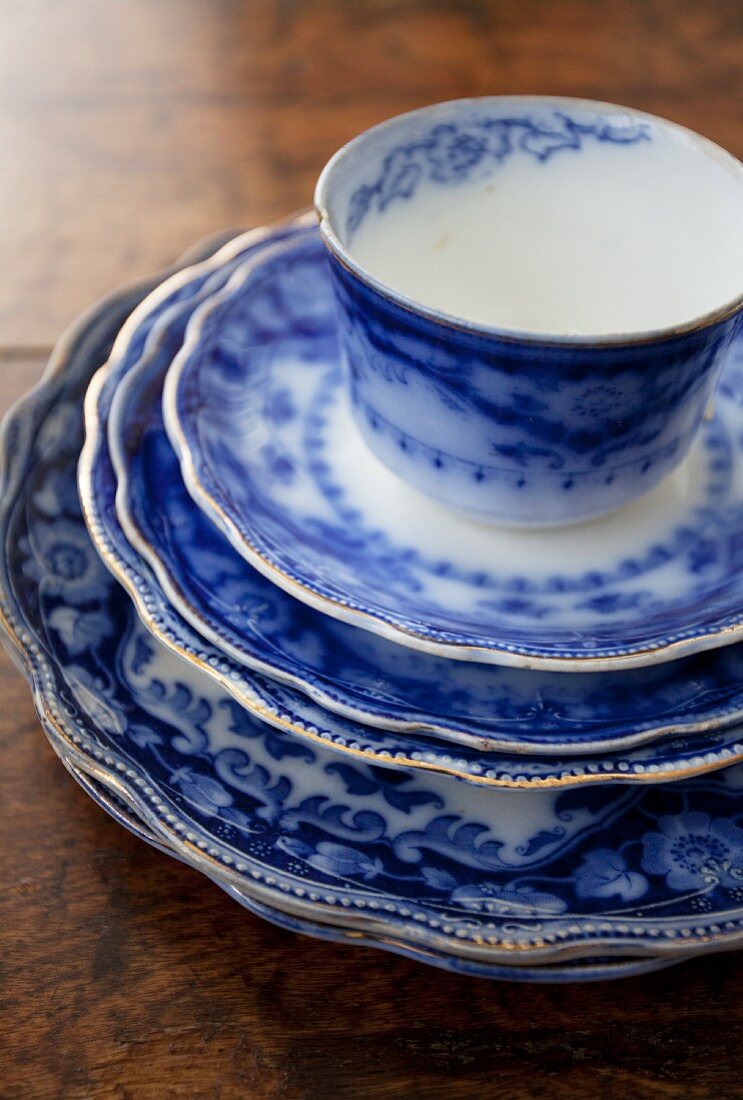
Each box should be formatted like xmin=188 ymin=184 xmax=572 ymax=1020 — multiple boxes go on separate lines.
xmin=2 ymin=2 xmax=742 ymax=1096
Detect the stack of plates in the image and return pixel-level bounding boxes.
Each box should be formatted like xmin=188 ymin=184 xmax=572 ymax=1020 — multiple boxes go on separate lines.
xmin=3 ymin=213 xmax=743 ymax=983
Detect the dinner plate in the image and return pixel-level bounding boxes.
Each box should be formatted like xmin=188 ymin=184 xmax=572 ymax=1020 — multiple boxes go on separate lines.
xmin=105 ymin=223 xmax=743 ymax=756
xmin=3 ymin=278 xmax=743 ymax=968
xmin=54 ymin=746 xmax=686 ymax=983
xmin=164 ymin=229 xmax=743 ymax=671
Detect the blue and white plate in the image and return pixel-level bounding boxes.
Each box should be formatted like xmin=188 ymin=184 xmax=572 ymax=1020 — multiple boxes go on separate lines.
xmin=164 ymin=229 xmax=743 ymax=671
xmin=80 ymin=232 xmax=743 ymax=787
xmin=88 ymin=364 xmax=743 ymax=791
xmin=104 ymin=222 xmax=743 ymax=757
xmin=3 ymin=271 xmax=743 ymax=971
xmin=57 ymin=750 xmax=683 ymax=983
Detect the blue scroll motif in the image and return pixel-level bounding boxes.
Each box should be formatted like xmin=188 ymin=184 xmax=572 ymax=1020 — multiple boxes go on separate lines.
xmin=346 ymin=112 xmax=651 ymax=238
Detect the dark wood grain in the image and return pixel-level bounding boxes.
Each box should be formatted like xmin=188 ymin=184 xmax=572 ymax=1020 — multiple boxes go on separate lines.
xmin=1 ymin=2 xmax=742 ymax=1097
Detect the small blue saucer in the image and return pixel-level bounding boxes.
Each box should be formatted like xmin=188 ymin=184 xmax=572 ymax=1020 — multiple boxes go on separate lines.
xmin=165 ymin=229 xmax=743 ymax=671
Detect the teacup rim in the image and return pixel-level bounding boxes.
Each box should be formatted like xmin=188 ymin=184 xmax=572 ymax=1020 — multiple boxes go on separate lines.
xmin=315 ymin=94 xmax=743 ymax=348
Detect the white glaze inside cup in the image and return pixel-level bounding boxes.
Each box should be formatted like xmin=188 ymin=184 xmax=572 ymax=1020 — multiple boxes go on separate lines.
xmin=323 ymin=100 xmax=743 ymax=338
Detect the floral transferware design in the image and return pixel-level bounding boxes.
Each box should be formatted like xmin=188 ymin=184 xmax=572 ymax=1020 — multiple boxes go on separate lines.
xmin=85 ymin=318 xmax=743 ymax=789
xmin=63 ymin=231 xmax=740 ymax=789
xmin=2 ymin=237 xmax=743 ymax=970
xmin=166 ymin=229 xmax=743 ymax=669
xmin=345 ymin=111 xmax=650 ymax=237
xmin=642 ymin=813 xmax=743 ymax=894
xmin=103 ymin=223 xmax=743 ymax=755
xmin=51 ymin=749 xmax=686 ymax=984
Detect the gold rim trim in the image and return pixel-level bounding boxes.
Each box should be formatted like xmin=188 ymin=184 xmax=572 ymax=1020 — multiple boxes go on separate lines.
xmin=124 ymin=496 xmax=743 ymax=755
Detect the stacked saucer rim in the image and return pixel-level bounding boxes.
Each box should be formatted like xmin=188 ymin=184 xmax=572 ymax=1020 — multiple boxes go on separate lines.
xmin=74 ymin=223 xmax=743 ymax=792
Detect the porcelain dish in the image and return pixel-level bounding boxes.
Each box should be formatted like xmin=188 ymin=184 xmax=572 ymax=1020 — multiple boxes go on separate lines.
xmin=165 ymin=229 xmax=743 ymax=671
xmin=315 ymin=97 xmax=743 ymax=524
xmin=104 ymin=223 xmax=743 ymax=756
xmin=54 ymin=749 xmax=686 ymax=983
xmin=3 ymin=280 xmax=743 ymax=975
xmin=87 ymin=357 xmax=743 ymax=789
xmin=77 ymin=229 xmax=743 ymax=788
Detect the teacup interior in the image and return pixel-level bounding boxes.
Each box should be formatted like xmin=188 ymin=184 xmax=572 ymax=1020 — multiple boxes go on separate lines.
xmin=322 ymin=99 xmax=743 ymax=337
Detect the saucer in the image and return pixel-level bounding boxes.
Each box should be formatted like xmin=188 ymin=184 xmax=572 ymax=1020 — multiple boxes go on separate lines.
xmin=4 ymin=270 xmax=743 ymax=968
xmin=165 ymin=229 xmax=743 ymax=671
xmin=107 ymin=221 xmax=743 ymax=756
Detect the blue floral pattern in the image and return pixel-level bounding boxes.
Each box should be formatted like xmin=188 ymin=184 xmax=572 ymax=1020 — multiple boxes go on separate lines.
xmin=48 ymin=753 xmax=692 ymax=986
xmin=20 ymin=518 xmax=109 ymax=605
xmin=575 ymin=849 xmax=648 ymax=901
xmin=77 ymin=224 xmax=743 ymax=787
xmin=168 ymin=229 xmax=743 ymax=667
xmin=1 ymin=261 xmax=743 ymax=965
xmin=642 ymin=813 xmax=743 ymax=893
xmin=104 ymin=232 xmax=743 ymax=754
xmin=321 ymin=104 xmax=741 ymax=528
xmin=345 ymin=112 xmax=650 ymax=237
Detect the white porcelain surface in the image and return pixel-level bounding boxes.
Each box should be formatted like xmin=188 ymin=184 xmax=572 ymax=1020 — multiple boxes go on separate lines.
xmin=349 ymin=113 xmax=743 ymax=336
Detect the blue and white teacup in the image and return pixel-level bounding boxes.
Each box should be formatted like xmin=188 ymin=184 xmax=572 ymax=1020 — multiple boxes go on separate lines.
xmin=315 ymin=96 xmax=743 ymax=526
